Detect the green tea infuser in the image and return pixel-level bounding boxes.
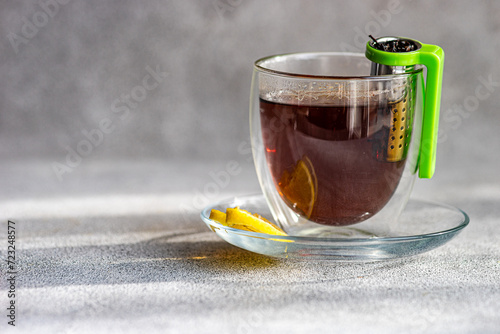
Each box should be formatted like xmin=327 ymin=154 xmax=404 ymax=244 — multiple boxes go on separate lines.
xmin=366 ymin=36 xmax=444 ymax=178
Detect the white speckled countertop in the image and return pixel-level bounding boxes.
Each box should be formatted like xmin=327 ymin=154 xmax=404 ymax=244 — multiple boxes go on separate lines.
xmin=1 ymin=159 xmax=499 ymax=334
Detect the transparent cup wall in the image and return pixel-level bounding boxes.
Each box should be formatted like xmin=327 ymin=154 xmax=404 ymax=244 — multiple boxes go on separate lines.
xmin=250 ymin=53 xmax=424 ymax=237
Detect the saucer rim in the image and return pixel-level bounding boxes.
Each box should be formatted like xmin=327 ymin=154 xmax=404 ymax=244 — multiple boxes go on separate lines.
xmin=200 ymin=193 xmax=469 ymax=243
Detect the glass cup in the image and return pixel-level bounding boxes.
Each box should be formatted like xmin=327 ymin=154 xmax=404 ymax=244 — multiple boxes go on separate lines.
xmin=250 ymin=52 xmax=424 ymax=237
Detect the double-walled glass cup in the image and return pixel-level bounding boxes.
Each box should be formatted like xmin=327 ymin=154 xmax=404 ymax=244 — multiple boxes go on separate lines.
xmin=250 ymin=53 xmax=424 ymax=237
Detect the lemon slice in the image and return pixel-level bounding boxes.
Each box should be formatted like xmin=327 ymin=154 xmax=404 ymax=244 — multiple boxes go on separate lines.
xmin=280 ymin=156 xmax=317 ymax=218
xmin=227 ymin=208 xmax=287 ymax=236
xmin=209 ymin=209 xmax=226 ymax=224
xmin=209 ymin=209 xmax=256 ymax=232
xmin=209 ymin=208 xmax=287 ymax=236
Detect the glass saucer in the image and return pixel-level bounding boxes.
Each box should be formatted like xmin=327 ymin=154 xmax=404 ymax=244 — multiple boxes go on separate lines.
xmin=200 ymin=194 xmax=469 ymax=262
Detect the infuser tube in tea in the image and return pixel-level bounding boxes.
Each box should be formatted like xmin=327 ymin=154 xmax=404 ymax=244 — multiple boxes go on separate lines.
xmin=366 ymin=36 xmax=445 ymax=179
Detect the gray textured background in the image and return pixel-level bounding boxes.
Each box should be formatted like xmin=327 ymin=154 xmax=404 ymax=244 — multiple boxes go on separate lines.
xmin=1 ymin=0 xmax=499 ymax=175
xmin=1 ymin=1 xmax=499 ymax=333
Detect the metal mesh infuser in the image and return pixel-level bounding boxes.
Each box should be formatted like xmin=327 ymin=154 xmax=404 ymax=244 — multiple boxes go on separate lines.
xmin=369 ymin=37 xmax=420 ymax=162
xmin=366 ymin=36 xmax=444 ymax=177
xmin=386 ymin=83 xmax=415 ymax=162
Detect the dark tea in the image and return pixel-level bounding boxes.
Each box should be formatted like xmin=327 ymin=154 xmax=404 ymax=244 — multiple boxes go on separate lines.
xmin=260 ymin=97 xmax=408 ymax=226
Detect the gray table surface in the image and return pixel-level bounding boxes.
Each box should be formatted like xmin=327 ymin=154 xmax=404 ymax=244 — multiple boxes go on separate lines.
xmin=0 ymin=159 xmax=499 ymax=334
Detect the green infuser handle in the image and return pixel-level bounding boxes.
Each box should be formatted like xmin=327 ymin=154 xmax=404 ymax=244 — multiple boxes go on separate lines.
xmin=366 ymin=38 xmax=445 ymax=178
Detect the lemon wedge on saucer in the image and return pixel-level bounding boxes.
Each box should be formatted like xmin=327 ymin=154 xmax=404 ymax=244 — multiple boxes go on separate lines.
xmin=209 ymin=207 xmax=287 ymax=236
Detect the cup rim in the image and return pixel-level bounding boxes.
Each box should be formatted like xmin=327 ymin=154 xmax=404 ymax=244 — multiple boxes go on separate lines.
xmin=254 ymin=52 xmax=422 ymax=80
